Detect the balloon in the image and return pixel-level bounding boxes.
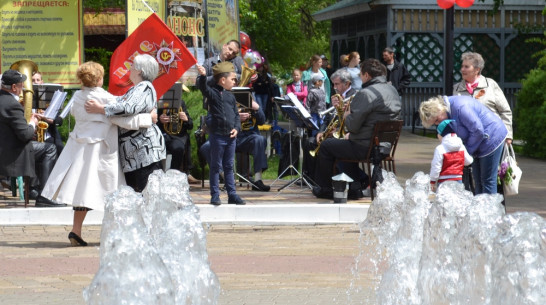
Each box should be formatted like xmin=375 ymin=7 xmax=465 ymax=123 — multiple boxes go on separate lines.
xmin=239 ymin=31 xmax=251 ymax=56
xmin=243 ymin=50 xmax=263 ymax=69
xmin=239 ymin=31 xmax=251 ymax=49
xmin=456 ymin=0 xmax=474 ymax=8
xmin=436 ymin=0 xmax=455 ymax=9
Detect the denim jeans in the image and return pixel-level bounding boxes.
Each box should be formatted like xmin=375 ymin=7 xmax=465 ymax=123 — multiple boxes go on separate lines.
xmin=472 ymin=143 xmax=504 ymax=194
xmin=209 ymin=133 xmax=237 ymax=199
xmin=255 ymin=93 xmax=269 ymax=114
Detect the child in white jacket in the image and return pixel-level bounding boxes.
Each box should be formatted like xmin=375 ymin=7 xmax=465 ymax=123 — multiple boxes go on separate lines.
xmin=430 ymin=119 xmax=474 ymax=191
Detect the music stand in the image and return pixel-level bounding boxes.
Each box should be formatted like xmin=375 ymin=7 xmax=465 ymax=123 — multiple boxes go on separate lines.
xmin=33 ymin=84 xmax=63 ymax=109
xmin=232 ymin=87 xmax=252 ymax=109
xmin=271 ymin=94 xmax=318 ymax=192
xmin=157 ymin=83 xmax=183 ymax=135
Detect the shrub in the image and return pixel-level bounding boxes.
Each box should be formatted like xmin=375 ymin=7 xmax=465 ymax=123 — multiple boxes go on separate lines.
xmin=515 ymin=40 xmax=546 ymax=158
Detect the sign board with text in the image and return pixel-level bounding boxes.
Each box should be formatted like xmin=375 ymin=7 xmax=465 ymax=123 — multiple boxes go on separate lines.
xmin=205 ymin=0 xmax=239 ymax=56
xmin=165 ymin=0 xmax=239 ymax=85
xmin=127 ymin=0 xmax=165 ymax=36
xmin=0 ymin=0 xmax=83 ymax=88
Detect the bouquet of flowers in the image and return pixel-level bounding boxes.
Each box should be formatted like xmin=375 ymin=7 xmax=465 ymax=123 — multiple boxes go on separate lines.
xmin=497 ymin=161 xmax=513 ymax=185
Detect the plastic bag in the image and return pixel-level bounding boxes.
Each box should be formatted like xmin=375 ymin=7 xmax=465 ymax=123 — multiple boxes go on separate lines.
xmin=500 ymin=143 xmax=522 ymax=196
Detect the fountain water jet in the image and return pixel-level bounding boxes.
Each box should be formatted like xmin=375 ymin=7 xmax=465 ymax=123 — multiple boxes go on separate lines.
xmin=83 ymin=170 xmax=219 ymax=305
xmin=349 ymin=171 xmax=546 ymax=305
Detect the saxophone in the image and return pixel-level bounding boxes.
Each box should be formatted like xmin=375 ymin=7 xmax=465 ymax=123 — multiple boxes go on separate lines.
xmin=309 ymin=118 xmax=339 ymax=157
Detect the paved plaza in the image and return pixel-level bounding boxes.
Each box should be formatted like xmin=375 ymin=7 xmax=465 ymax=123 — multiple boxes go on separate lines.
xmin=0 ymin=224 xmax=377 ymax=305
xmin=1 ymin=130 xmax=544 ymax=304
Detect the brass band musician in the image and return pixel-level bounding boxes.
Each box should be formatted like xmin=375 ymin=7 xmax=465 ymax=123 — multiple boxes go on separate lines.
xmin=302 ymin=69 xmax=356 ymax=183
xmin=0 ymin=69 xmax=62 ymax=207
xmin=158 ymin=98 xmax=200 ymax=184
xmin=312 ymin=59 xmax=401 ymax=200
xmin=32 ymin=72 xmax=65 ymax=158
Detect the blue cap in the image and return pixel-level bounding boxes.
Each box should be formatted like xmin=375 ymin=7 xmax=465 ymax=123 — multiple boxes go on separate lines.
xmin=437 ymin=119 xmax=455 ymax=136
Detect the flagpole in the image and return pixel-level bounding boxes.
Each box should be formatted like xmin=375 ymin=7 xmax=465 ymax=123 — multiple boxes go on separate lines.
xmin=141 ymin=0 xmax=155 ymax=13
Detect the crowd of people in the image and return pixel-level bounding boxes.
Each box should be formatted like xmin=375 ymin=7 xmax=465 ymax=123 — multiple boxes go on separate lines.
xmin=0 ymin=38 xmax=514 ymax=245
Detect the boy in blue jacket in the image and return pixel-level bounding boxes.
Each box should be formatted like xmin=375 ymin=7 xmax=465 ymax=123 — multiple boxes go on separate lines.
xmin=196 ymin=62 xmax=245 ymax=205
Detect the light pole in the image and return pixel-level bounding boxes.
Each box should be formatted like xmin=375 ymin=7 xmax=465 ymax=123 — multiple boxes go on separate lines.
xmin=436 ymin=0 xmax=475 ymax=95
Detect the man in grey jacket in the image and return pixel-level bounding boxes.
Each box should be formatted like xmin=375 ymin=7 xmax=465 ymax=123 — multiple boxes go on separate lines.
xmin=312 ymin=59 xmax=401 ymax=200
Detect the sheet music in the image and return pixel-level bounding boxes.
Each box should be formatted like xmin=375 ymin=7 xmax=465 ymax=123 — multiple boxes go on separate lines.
xmin=59 ymin=95 xmax=75 ymax=119
xmin=286 ymin=92 xmax=311 ymax=118
xmin=280 ymin=105 xmax=318 ymax=130
xmin=43 ymin=90 xmax=67 ymax=119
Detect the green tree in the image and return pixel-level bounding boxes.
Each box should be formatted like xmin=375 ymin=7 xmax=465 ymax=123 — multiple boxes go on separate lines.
xmin=514 ymin=7 xmax=546 ymax=158
xmin=84 ymin=0 xmax=125 ymax=12
xmin=239 ymin=0 xmax=336 ymax=75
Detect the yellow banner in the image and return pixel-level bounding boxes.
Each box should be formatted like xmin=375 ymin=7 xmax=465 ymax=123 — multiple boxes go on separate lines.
xmin=206 ymin=0 xmax=239 ymax=54
xmin=127 ymin=0 xmax=165 ymax=36
xmin=0 ymin=0 xmax=83 ymax=88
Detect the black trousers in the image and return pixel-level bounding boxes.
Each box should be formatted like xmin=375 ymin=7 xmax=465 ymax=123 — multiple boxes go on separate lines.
xmin=124 ymin=161 xmax=162 ymax=193
xmin=30 ymin=141 xmax=57 ymax=192
xmin=164 ymin=133 xmax=190 ymax=171
xmin=314 ymin=138 xmax=368 ymax=190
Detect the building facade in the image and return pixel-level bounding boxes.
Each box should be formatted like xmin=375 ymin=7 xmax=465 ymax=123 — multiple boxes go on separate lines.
xmin=314 ymin=0 xmax=545 ymax=126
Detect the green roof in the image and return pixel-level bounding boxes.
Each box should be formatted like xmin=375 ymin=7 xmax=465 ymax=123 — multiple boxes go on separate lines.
xmin=313 ymin=0 xmax=373 ymax=21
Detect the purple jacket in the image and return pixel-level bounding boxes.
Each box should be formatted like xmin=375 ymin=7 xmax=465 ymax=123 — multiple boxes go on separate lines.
xmin=444 ymin=95 xmax=507 ymax=158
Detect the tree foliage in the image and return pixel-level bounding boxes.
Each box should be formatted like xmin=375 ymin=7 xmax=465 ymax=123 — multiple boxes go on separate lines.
xmin=239 ymin=0 xmax=336 ymax=75
xmin=84 ymin=0 xmax=125 ymax=12
xmin=514 ymin=8 xmax=546 ymax=158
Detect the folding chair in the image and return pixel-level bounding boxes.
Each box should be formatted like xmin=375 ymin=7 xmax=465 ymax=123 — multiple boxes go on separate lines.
xmin=335 ymin=120 xmax=403 ymax=200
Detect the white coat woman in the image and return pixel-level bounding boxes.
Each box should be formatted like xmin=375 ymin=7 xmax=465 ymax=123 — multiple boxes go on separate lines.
xmin=41 ymin=61 xmax=155 ymax=246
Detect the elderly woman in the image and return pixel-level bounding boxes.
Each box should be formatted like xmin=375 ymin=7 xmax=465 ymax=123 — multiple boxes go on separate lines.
xmin=453 ymin=52 xmax=513 ymax=144
xmin=302 ymin=54 xmax=331 ymax=105
xmin=420 ymin=95 xmax=507 ymax=195
xmin=86 ymin=54 xmax=166 ymax=193
xmin=41 ymin=61 xmax=156 ymax=246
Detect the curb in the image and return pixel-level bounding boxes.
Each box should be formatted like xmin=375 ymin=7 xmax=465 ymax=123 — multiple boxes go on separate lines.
xmin=0 ymin=204 xmax=369 ymax=226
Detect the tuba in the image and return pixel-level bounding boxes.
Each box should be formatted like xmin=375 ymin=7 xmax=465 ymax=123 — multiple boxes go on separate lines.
xmin=239 ymin=66 xmax=256 ymax=87
xmin=11 ymin=60 xmax=49 ymax=142
xmin=10 ymin=60 xmax=38 ymax=123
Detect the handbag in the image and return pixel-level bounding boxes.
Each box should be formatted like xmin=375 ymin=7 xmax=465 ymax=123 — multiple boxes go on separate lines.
xmin=500 ymin=143 xmax=522 ymax=196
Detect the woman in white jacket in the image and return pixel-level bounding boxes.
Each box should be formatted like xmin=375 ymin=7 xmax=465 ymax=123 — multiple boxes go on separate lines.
xmin=41 ymin=61 xmax=156 ymax=246
xmin=453 ymin=51 xmax=512 ymax=144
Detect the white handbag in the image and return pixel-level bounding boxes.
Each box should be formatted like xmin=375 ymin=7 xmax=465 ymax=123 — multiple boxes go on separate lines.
xmin=500 ymin=143 xmax=522 ymax=196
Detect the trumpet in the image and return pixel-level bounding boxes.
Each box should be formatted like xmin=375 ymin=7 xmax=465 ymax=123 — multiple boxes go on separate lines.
xmin=319 ymin=106 xmax=336 ymax=117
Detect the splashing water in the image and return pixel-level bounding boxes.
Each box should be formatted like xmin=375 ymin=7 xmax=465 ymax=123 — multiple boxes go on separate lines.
xmin=349 ymin=171 xmax=546 ymax=305
xmin=84 ymin=170 xmax=219 ymax=304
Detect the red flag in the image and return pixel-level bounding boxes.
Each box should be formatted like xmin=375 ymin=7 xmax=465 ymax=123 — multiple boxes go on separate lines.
xmin=109 ymin=13 xmax=196 ymax=98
